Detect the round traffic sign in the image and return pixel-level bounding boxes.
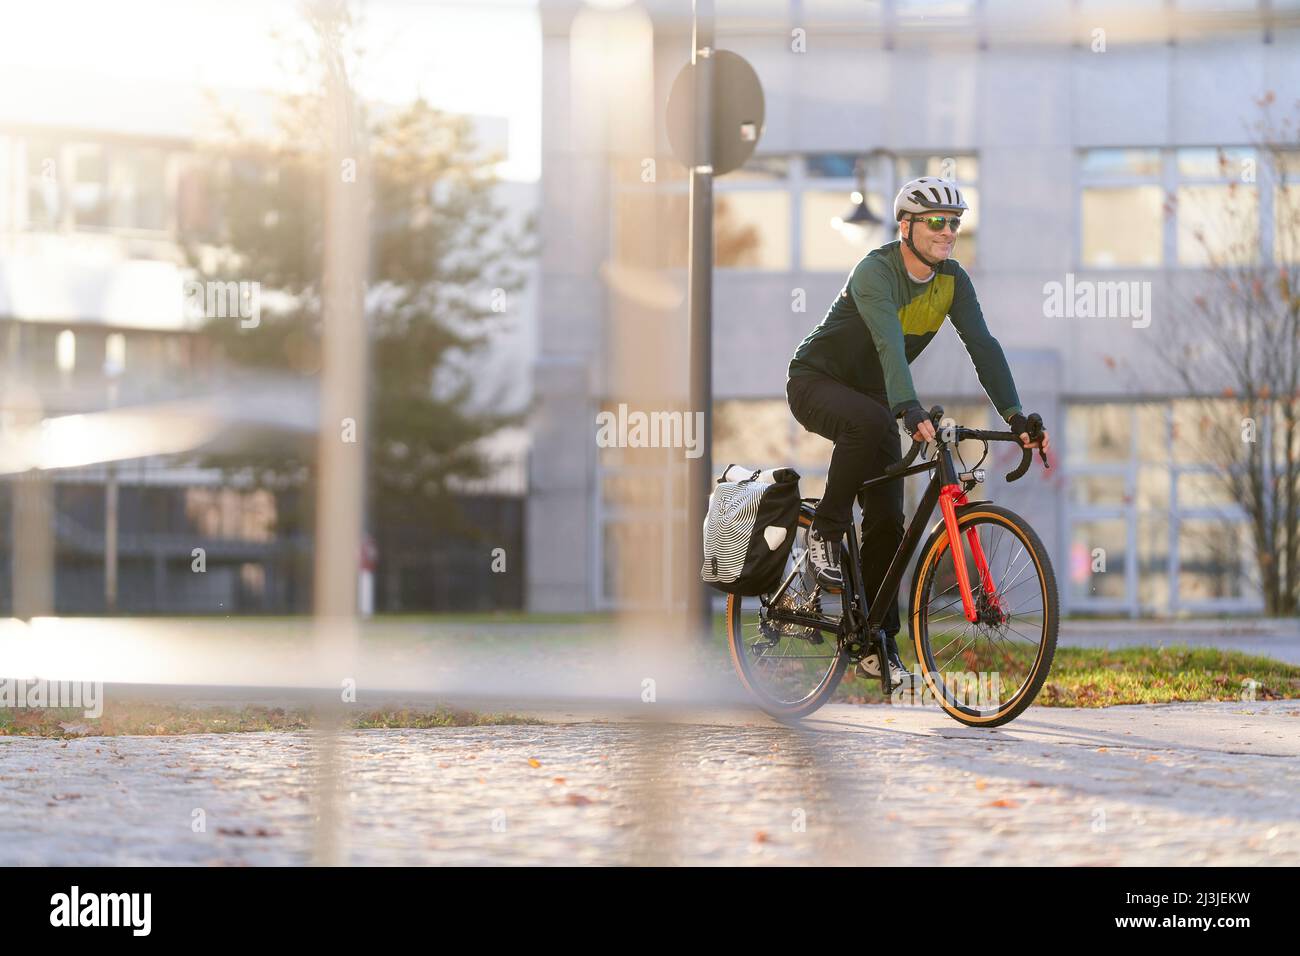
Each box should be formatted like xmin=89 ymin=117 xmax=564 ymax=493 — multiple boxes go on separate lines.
xmin=666 ymin=49 xmax=764 ymax=176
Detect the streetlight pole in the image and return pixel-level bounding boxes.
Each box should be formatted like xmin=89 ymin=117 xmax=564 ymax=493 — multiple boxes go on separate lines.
xmin=686 ymin=0 xmax=715 ymax=640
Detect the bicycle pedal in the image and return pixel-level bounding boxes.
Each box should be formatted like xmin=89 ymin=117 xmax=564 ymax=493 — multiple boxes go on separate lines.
xmin=857 ymin=653 xmax=881 ymax=679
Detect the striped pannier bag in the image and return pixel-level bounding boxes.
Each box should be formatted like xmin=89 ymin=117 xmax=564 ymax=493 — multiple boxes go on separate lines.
xmin=700 ymin=464 xmax=801 ymax=596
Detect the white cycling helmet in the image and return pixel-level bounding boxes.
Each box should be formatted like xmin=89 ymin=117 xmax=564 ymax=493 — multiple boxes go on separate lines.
xmin=893 ymin=176 xmax=969 ymax=221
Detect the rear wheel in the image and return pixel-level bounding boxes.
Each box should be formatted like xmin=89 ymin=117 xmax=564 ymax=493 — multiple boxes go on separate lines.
xmin=726 ymin=512 xmax=850 ymax=719
xmin=910 ymin=504 xmax=1058 ymax=727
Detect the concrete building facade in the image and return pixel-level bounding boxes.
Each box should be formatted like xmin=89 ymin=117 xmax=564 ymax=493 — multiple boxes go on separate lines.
xmin=530 ymin=0 xmax=1300 ymax=616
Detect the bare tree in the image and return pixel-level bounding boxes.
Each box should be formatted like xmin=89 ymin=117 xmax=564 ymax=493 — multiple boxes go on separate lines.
xmin=1153 ymin=95 xmax=1300 ymax=615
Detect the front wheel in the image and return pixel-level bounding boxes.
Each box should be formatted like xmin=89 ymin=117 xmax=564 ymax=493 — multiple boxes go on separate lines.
xmin=726 ymin=512 xmax=850 ymax=720
xmin=910 ymin=503 xmax=1058 ymax=727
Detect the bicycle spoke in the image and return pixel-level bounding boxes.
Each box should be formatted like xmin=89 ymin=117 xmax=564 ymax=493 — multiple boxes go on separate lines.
xmin=731 ymin=525 xmax=846 ymax=708
xmin=916 ymin=514 xmax=1056 ymax=720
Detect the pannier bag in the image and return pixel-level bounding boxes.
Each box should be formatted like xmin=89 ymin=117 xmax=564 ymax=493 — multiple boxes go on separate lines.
xmin=700 ymin=464 xmax=801 ymax=595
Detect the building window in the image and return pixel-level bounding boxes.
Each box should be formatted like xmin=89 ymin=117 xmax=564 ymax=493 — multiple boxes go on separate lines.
xmin=801 ymin=189 xmax=885 ymax=273
xmin=714 ymin=191 xmax=790 ymax=269
xmin=1175 ymin=147 xmax=1258 ymax=267
xmin=25 ymin=135 xmax=62 ymax=229
xmin=1081 ymin=186 xmax=1165 ymax=267
xmin=68 ymin=144 xmax=111 ymax=229
xmin=1064 ymin=400 xmax=1261 ymax=615
xmin=1080 ymin=149 xmax=1164 ymax=268
xmin=1080 ymin=146 xmax=1265 ymax=268
xmin=799 ymin=152 xmax=980 ymax=272
xmin=23 ymin=136 xmax=178 ymax=235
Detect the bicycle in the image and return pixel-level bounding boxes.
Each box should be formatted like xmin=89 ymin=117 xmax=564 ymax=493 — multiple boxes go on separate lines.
xmin=726 ymin=406 xmax=1058 ymax=727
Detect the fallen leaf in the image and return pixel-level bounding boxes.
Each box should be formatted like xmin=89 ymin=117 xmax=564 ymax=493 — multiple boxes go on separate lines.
xmin=527 ymin=758 xmax=541 ymax=768
xmin=566 ymin=793 xmax=593 ymax=806
xmin=552 ymin=777 xmax=566 ymax=785
xmin=975 ymin=779 xmax=987 ymax=790
xmin=754 ymin=831 xmax=770 ymax=843
xmin=987 ymin=798 xmax=1019 ymax=808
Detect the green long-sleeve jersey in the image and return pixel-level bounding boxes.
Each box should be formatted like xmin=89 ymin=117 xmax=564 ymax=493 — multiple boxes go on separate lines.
xmin=788 ymin=240 xmax=1022 ymax=423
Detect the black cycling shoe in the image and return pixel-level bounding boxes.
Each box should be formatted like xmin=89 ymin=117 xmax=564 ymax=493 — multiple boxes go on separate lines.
xmin=858 ymin=634 xmax=917 ymax=689
xmin=806 ymin=527 xmax=843 ymax=589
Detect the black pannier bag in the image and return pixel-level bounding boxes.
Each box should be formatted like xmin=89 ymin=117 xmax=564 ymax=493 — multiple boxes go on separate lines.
xmin=700 ymin=464 xmax=801 ymax=595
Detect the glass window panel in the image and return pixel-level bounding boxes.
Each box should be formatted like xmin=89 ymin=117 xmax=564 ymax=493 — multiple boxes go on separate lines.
xmin=614 ymin=192 xmax=688 ymax=270
xmin=1066 ymin=404 xmax=1131 ymax=464
xmin=713 ymin=399 xmax=793 ymax=468
xmin=1067 ymin=520 xmax=1128 ymax=601
xmin=802 ymin=190 xmax=884 ymax=272
xmin=1080 ymin=149 xmax=1161 ymax=180
xmin=896 ymin=154 xmax=978 ymax=184
xmin=1138 ymin=515 xmax=1170 ymax=610
xmin=25 ymin=135 xmax=62 ymax=228
xmin=110 ymin=146 xmax=167 ymax=231
xmin=1275 ymin=150 xmax=1300 ymax=176
xmin=806 ymin=154 xmax=859 ymax=179
xmin=1135 ymin=404 xmax=1168 ymax=463
xmin=1178 ymin=520 xmax=1252 ymax=601
xmin=1177 ymin=471 xmax=1238 ymax=509
xmin=1171 ymin=398 xmax=1238 ymax=464
xmin=792 ymin=424 xmax=833 ymax=471
xmin=1176 ymin=184 xmax=1259 ymax=267
xmin=1069 ymin=474 xmax=1128 ymax=507
xmin=1176 ymin=147 xmax=1255 ymax=180
xmin=1274 ymin=184 xmax=1300 ymax=265
xmin=1081 ymin=186 xmax=1164 ymax=267
xmin=714 ymin=192 xmax=790 ymax=269
xmin=69 ymin=144 xmax=109 ymax=228
xmin=601 ymin=521 xmax=664 ymax=605
xmin=726 ymin=154 xmax=790 ymax=182
xmin=1136 ymin=465 xmax=1170 ymax=511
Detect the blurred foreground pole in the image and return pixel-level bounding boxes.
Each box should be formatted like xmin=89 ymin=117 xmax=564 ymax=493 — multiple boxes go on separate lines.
xmin=685 ymin=0 xmax=715 ymax=640
xmin=312 ymin=2 xmax=370 ymax=867
xmin=12 ymin=471 xmax=54 ymax=619
xmin=9 ymin=386 xmax=53 ymax=619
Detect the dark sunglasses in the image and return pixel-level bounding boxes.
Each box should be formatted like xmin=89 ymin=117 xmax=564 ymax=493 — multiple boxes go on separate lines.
xmin=911 ymin=214 xmax=963 ymax=233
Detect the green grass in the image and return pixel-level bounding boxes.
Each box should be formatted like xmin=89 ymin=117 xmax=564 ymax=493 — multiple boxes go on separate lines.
xmin=831 ymin=643 xmax=1300 ymax=707
xmin=0 ymin=701 xmax=542 ymax=739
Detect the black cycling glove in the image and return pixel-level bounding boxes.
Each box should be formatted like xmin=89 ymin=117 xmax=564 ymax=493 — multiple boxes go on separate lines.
xmin=1007 ymin=412 xmax=1045 ymax=441
xmin=902 ymin=404 xmax=929 ymax=438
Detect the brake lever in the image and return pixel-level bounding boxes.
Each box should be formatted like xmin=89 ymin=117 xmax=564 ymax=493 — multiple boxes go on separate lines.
xmin=1026 ymin=413 xmax=1049 ymax=470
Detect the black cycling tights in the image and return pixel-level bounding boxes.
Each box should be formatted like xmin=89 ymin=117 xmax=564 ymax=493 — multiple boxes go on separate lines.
xmin=786 ymin=371 xmax=904 ymax=638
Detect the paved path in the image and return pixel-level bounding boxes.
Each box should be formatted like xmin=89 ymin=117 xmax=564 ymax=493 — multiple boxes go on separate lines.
xmin=2 ymin=699 xmax=1296 ymax=866
xmin=1059 ymin=618 xmax=1300 ymax=664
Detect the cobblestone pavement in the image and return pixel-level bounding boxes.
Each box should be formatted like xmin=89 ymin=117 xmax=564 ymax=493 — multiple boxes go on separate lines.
xmin=2 ymin=700 xmax=1297 ymax=866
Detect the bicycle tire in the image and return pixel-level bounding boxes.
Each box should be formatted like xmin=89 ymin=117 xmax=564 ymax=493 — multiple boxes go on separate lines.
xmin=726 ymin=512 xmax=850 ymax=720
xmin=909 ymin=503 xmax=1059 ymax=727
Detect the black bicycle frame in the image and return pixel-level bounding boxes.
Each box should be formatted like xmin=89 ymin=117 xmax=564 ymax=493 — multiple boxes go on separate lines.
xmin=763 ymin=441 xmax=957 ymax=642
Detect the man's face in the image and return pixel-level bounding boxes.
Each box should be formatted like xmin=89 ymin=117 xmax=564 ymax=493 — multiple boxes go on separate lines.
xmin=902 ymin=212 xmax=962 ymax=261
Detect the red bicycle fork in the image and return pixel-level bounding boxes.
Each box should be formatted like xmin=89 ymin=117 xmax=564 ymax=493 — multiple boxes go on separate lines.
xmin=938 ymin=484 xmax=1000 ymax=624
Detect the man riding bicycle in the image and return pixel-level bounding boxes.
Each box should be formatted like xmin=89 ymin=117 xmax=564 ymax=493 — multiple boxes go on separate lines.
xmin=786 ymin=175 xmax=1051 ymax=688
